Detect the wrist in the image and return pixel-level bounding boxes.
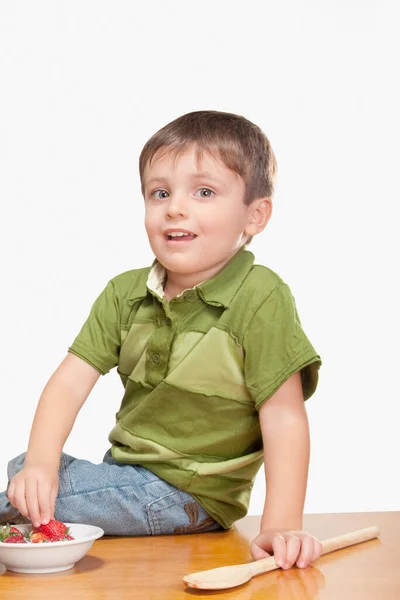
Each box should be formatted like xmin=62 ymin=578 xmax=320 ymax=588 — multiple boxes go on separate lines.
xmin=260 ymin=516 xmax=303 ymax=532
xmin=25 ymin=453 xmax=60 ymax=471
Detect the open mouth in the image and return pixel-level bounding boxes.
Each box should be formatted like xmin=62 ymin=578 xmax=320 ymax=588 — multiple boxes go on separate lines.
xmin=165 ymin=231 xmax=197 ymax=241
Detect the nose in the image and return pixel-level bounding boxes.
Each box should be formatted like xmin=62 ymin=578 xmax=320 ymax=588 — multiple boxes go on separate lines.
xmin=165 ymin=193 xmax=189 ymax=220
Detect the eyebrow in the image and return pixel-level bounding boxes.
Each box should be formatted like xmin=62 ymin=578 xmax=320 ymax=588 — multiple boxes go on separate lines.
xmin=144 ymin=172 xmax=225 ymax=187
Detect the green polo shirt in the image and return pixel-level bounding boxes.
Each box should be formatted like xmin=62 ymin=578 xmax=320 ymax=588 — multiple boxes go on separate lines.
xmin=68 ymin=248 xmax=321 ymax=528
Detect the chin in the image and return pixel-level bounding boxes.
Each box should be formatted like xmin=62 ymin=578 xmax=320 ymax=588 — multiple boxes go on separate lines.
xmin=160 ymin=255 xmax=205 ymax=274
xmin=163 ymin=261 xmax=201 ymax=274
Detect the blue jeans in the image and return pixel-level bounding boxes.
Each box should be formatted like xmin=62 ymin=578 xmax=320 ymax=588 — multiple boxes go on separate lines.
xmin=0 ymin=450 xmax=223 ymax=536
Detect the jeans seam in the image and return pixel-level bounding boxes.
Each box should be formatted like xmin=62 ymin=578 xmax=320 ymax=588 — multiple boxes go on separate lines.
xmin=146 ymin=490 xmax=186 ymax=535
xmin=58 ymin=483 xmax=154 ymax=499
xmin=146 ymin=490 xmax=184 ymax=514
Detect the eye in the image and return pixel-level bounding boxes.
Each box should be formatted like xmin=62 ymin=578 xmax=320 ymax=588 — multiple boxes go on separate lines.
xmin=195 ymin=187 xmax=215 ymax=199
xmin=151 ymin=189 xmax=169 ymax=200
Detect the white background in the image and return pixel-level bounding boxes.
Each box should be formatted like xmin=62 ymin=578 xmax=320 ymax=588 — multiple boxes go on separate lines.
xmin=0 ymin=1 xmax=399 ymax=516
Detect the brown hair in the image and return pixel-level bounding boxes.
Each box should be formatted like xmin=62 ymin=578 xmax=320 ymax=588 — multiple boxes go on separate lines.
xmin=139 ymin=110 xmax=277 ymax=206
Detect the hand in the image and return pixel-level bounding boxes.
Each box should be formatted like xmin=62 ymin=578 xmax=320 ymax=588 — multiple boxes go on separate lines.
xmin=6 ymin=464 xmax=59 ymax=528
xmin=250 ymin=527 xmax=323 ymax=569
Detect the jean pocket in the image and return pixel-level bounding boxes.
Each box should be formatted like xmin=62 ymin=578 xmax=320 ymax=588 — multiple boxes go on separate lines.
xmin=146 ymin=490 xmax=222 ymax=536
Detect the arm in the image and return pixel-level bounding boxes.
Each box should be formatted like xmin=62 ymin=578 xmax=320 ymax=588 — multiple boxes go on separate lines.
xmin=25 ymin=353 xmax=101 ymax=468
xmin=250 ymin=370 xmax=322 ymax=568
xmin=7 ymin=353 xmax=101 ymax=526
xmin=260 ymin=369 xmax=309 ymax=531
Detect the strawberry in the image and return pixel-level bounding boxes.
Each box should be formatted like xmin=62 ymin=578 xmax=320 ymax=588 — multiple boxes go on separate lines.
xmin=31 ymin=532 xmax=49 ymax=544
xmin=37 ymin=519 xmax=69 ymax=542
xmin=3 ymin=535 xmax=26 ymax=544
xmin=9 ymin=526 xmax=22 ymax=535
xmin=0 ymin=524 xmax=24 ymax=543
xmin=1 ymin=520 xmax=74 ymax=543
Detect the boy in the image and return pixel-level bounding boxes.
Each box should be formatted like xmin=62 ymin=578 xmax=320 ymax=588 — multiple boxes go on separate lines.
xmin=1 ymin=110 xmax=322 ymax=570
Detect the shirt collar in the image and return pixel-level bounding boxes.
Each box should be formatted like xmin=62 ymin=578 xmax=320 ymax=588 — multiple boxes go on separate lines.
xmin=147 ymin=260 xmax=168 ymax=298
xmin=129 ymin=247 xmax=255 ymax=308
xmin=196 ymin=247 xmax=255 ymax=307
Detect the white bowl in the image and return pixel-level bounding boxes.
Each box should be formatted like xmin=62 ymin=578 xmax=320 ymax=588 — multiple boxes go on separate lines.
xmin=0 ymin=523 xmax=104 ymax=573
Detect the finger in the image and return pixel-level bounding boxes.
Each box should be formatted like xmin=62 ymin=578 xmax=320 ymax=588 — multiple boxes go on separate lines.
xmin=13 ymin=480 xmax=29 ymax=519
xmin=6 ymin=480 xmax=16 ymax=505
xmin=37 ymin=479 xmax=52 ymax=525
xmin=283 ymin=534 xmax=301 ymax=569
xmin=250 ymin=542 xmax=271 ymax=560
xmin=296 ymin=535 xmax=316 ymax=568
xmin=24 ymin=477 xmax=40 ymax=527
xmin=311 ymin=538 xmax=323 ymax=563
xmin=272 ymin=535 xmax=287 ymax=567
xmin=250 ymin=540 xmax=272 ymax=561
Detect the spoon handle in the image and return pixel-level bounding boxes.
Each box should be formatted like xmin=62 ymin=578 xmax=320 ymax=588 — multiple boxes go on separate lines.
xmin=320 ymin=525 xmax=380 ymax=555
xmin=250 ymin=526 xmax=380 ymax=576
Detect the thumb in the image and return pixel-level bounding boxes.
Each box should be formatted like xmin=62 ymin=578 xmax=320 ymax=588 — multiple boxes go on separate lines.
xmin=250 ymin=540 xmax=272 ymax=561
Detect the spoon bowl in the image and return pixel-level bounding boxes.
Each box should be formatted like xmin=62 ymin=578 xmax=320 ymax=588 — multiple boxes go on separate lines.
xmin=183 ymin=563 xmax=253 ymax=590
xmin=183 ymin=526 xmax=380 ymax=590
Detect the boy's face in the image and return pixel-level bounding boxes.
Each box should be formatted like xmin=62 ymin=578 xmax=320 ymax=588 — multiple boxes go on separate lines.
xmin=142 ymin=145 xmax=264 ymax=287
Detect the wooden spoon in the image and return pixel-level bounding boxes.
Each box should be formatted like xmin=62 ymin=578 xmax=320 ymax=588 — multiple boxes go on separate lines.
xmin=183 ymin=525 xmax=380 ymax=590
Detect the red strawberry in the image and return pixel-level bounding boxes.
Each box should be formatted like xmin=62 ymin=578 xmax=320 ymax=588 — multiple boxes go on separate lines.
xmin=9 ymin=526 xmax=22 ymax=535
xmin=4 ymin=535 xmax=26 ymax=544
xmin=0 ymin=524 xmax=24 ymax=543
xmin=64 ymin=534 xmax=74 ymax=540
xmin=37 ymin=520 xmax=68 ymax=542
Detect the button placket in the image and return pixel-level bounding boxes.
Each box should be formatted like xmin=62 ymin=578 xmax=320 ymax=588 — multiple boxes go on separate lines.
xmin=146 ymin=325 xmax=175 ymax=387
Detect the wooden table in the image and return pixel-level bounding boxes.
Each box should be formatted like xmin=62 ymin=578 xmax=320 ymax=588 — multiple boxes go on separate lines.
xmin=0 ymin=512 xmax=398 ymax=599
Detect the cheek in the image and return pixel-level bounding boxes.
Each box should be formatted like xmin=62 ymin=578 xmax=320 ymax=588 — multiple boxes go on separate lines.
xmin=204 ymin=211 xmax=246 ymax=235
xmin=144 ymin=216 xmax=151 ymax=234
xmin=201 ymin=207 xmax=229 ymax=228
xmin=144 ymin=208 xmax=157 ymax=232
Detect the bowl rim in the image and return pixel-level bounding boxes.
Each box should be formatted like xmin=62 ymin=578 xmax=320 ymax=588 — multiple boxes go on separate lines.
xmin=0 ymin=523 xmax=104 ymax=548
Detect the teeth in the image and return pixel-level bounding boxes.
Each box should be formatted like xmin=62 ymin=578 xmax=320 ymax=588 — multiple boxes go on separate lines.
xmin=168 ymin=232 xmax=191 ymax=237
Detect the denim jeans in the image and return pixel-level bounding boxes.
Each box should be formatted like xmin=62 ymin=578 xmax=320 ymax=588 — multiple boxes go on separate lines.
xmin=0 ymin=449 xmax=223 ymax=536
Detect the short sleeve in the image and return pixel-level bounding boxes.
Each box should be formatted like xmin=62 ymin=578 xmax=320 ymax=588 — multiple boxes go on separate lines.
xmin=243 ymin=283 xmax=321 ymax=409
xmin=68 ymin=280 xmax=121 ymax=375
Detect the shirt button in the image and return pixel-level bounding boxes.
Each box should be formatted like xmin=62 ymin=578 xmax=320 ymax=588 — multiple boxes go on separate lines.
xmin=152 ymin=353 xmax=160 ymax=363
xmin=165 ymin=317 xmax=172 ymax=326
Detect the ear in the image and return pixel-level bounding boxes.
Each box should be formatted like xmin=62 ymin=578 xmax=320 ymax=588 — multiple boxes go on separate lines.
xmin=245 ymin=198 xmax=273 ymax=236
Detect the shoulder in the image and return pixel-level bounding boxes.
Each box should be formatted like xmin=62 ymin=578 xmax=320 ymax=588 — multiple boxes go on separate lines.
xmin=247 ymin=263 xmax=286 ymax=292
xmin=221 ymin=262 xmax=292 ymax=339
xmin=237 ymin=262 xmax=289 ymax=306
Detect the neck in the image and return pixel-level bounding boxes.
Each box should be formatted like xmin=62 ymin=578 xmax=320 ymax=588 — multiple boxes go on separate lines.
xmin=163 ymin=271 xmax=206 ymax=301
xmin=163 ymin=248 xmax=244 ymax=300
